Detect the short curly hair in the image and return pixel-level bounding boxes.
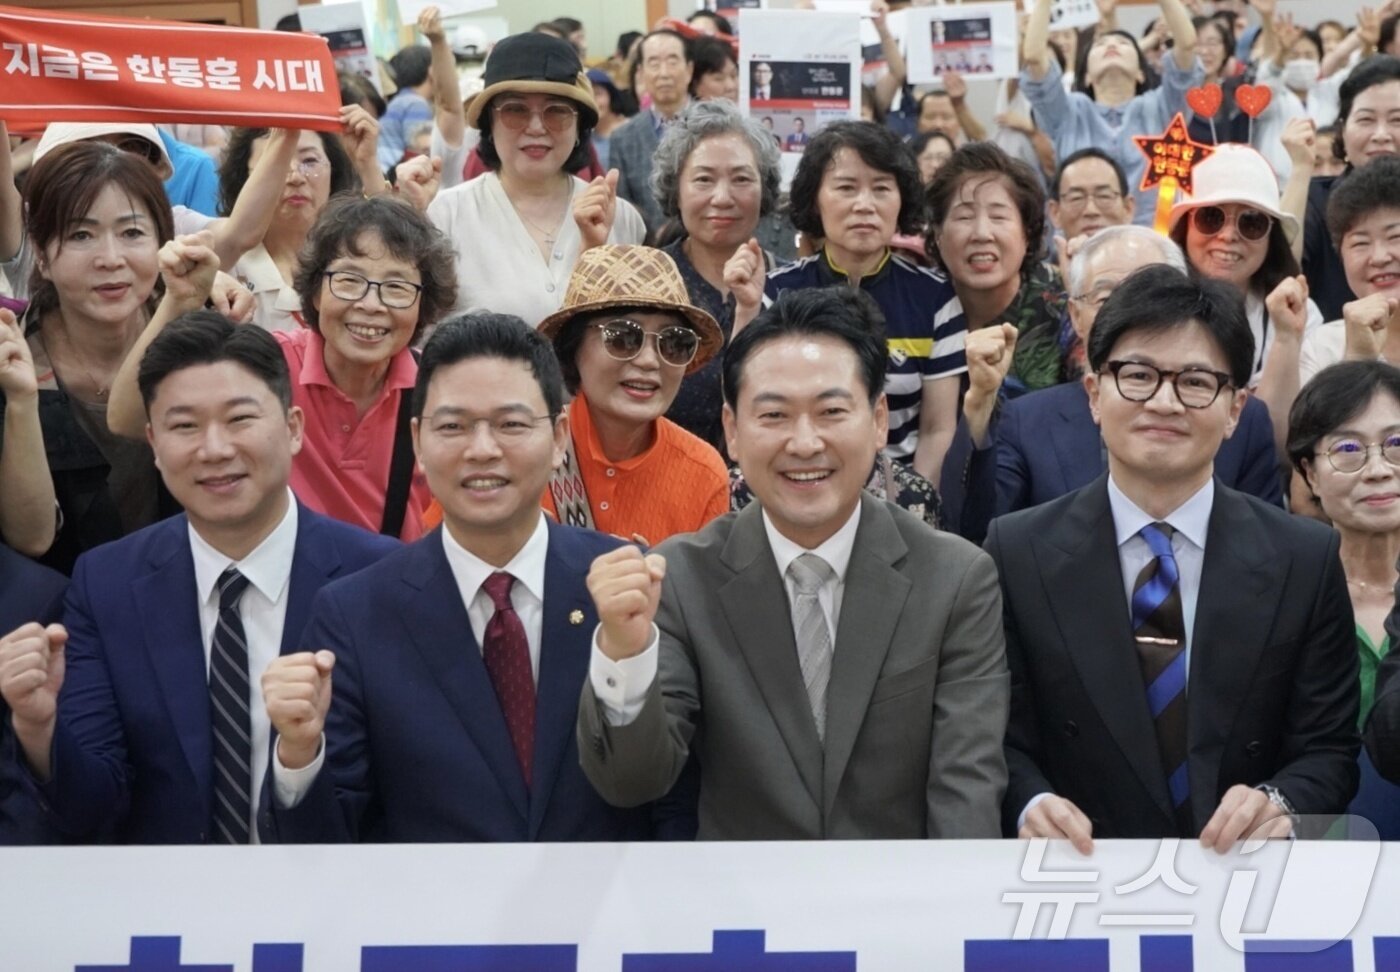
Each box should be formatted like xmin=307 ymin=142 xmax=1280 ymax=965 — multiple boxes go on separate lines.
xmin=787 ymin=120 xmax=925 ymax=239
xmin=651 ymin=100 xmax=781 ymax=223
xmin=925 ymin=141 xmax=1046 ymax=282
xmin=293 ymin=195 xmax=459 ymax=344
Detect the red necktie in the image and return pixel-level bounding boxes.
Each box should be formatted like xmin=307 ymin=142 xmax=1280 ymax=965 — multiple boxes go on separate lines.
xmin=481 ymin=571 xmax=535 ymax=786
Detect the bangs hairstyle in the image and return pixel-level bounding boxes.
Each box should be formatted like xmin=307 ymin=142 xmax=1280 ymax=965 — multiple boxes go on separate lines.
xmin=1086 ymin=264 xmax=1255 ymax=389
xmin=652 ymin=99 xmax=781 ymax=222
xmin=1074 ymin=29 xmax=1156 ymax=98
xmin=218 ymin=127 xmax=359 ymax=218
xmin=787 ymin=120 xmax=925 ymax=239
xmin=477 ymin=92 xmax=597 ymax=174
xmin=413 ymin=312 xmax=565 ymax=419
xmin=722 ymin=286 xmax=887 ymax=409
xmin=1168 ymin=207 xmax=1299 ymax=299
xmin=1335 ymin=56 xmax=1400 ymax=163
xmin=1287 ymin=360 xmax=1400 ymax=488
xmin=24 ymin=140 xmax=174 ymax=323
xmin=293 ymin=195 xmax=458 ymax=342
xmin=688 ymin=36 xmax=737 ymax=98
xmin=137 ymin=309 xmax=292 ymax=413
xmin=1326 ymin=155 xmax=1400 ymax=247
xmin=925 ymin=142 xmax=1046 ymax=281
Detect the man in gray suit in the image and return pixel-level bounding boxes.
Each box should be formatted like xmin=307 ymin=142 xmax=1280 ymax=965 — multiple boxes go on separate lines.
xmin=608 ymin=29 xmax=692 ymax=236
xmin=579 ymin=288 xmax=1009 ymax=839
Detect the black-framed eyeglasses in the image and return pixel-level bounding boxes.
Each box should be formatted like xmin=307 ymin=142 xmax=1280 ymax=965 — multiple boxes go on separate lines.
xmin=1102 ymin=360 xmax=1234 ymax=409
xmin=1320 ymin=434 xmax=1400 ymax=473
xmin=493 ymin=101 xmax=579 ymax=133
xmin=590 ymin=319 xmax=700 ymax=368
xmin=322 ymin=270 xmax=423 ymax=309
xmin=1059 ymin=188 xmax=1124 ymax=210
xmin=1190 ymin=205 xmax=1273 ymax=242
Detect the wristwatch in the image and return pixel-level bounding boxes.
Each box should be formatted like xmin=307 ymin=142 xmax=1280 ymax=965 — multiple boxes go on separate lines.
xmin=1258 ymin=784 xmax=1300 ymax=832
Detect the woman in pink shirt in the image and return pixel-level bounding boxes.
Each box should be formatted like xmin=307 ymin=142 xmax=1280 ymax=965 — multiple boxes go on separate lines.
xmin=109 ymin=195 xmax=457 ymax=540
xmin=277 ymin=194 xmax=457 ymax=539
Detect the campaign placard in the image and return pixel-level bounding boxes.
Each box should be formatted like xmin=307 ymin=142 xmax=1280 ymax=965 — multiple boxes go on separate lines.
xmin=905 ymin=2 xmax=1019 ymax=83
xmin=740 ymin=8 xmax=861 ymax=183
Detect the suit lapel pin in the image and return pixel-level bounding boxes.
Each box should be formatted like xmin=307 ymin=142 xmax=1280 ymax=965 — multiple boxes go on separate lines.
xmin=569 ymin=609 xmax=584 ymax=626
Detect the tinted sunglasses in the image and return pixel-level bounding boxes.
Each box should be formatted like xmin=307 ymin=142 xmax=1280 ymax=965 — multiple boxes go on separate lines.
xmin=1190 ymin=205 xmax=1273 ymax=242
xmin=590 ymin=319 xmax=700 ymax=368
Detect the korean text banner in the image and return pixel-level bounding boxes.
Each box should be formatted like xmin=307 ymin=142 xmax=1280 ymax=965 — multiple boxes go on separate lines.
xmin=0 ymin=4 xmax=341 ymax=131
xmin=0 ymin=839 xmax=1394 ymax=969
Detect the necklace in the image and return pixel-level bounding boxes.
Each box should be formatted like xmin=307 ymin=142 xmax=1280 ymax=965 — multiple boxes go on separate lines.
xmin=47 ymin=320 xmax=115 ymax=399
xmin=1348 ymin=576 xmax=1396 ymax=595
xmin=505 ymin=177 xmax=571 ymax=247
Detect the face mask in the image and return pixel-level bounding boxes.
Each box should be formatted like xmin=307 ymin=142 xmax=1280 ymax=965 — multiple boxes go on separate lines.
xmin=1282 ymin=58 xmax=1320 ymax=90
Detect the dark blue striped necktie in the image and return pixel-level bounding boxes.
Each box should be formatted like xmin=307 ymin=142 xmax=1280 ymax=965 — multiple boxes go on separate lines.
xmin=1132 ymin=522 xmax=1192 ymax=836
xmin=210 ymin=566 xmax=253 ymax=844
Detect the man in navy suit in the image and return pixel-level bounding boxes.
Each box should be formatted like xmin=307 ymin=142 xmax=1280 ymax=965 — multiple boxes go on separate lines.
xmin=0 ymin=312 xmax=396 ymax=843
xmin=947 ymin=226 xmax=1282 ymax=542
xmin=260 ymin=314 xmax=658 ymax=842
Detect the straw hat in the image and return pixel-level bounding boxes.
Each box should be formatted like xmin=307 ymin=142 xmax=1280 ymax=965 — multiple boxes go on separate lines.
xmin=538 ymin=245 xmax=724 ymax=374
xmin=465 ymin=33 xmax=598 ymax=131
xmin=1166 ymin=144 xmax=1299 ymax=243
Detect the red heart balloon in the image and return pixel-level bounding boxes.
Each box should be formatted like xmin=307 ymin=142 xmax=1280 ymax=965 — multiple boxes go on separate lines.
xmin=1235 ymin=84 xmax=1272 ymax=118
xmin=1186 ymin=83 xmax=1223 ymax=118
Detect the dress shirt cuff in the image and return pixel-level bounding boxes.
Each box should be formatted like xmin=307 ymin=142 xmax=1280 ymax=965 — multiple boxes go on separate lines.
xmin=272 ymin=734 xmax=325 ymax=809
xmin=589 ymin=625 xmax=659 ymax=727
xmin=1017 ymin=791 xmax=1055 ymax=832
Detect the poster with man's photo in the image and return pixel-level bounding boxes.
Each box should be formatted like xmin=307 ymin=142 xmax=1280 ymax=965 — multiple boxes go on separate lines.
xmin=740 ymin=9 xmax=862 ymax=184
xmin=905 ymin=2 xmax=1019 ymax=83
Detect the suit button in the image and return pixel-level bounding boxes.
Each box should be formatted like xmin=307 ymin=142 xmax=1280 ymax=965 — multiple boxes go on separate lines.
xmin=1063 ymin=721 xmax=1079 ymax=738
xmin=1246 ymin=740 xmax=1262 ymax=756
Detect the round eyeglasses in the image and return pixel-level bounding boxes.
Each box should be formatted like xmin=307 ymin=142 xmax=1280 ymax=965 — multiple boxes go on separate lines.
xmin=1320 ymin=434 xmax=1400 ymax=473
xmin=322 ymin=270 xmax=423 ymax=309
xmin=1102 ymin=360 xmax=1233 ymax=409
xmin=589 ymin=319 xmax=700 ymax=368
xmin=1190 ymin=205 xmax=1273 ymax=242
xmin=493 ymin=101 xmax=579 ymax=133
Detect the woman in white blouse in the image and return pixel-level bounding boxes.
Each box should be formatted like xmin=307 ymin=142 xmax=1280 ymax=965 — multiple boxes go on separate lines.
xmin=1301 ymin=156 xmax=1400 ymax=384
xmin=427 ymin=32 xmax=645 ymax=328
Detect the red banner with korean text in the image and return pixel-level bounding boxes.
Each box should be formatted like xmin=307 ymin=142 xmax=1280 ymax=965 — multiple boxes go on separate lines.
xmin=0 ymin=4 xmax=341 ymax=131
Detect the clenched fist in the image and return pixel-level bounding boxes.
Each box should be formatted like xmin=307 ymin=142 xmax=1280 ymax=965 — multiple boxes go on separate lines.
xmin=0 ymin=622 xmax=66 ymax=731
xmin=588 ymin=546 xmax=666 ymax=661
xmin=574 ymin=169 xmax=620 ymax=250
xmin=263 ymin=650 xmax=335 ymax=770
xmin=724 ymin=238 xmax=766 ymax=333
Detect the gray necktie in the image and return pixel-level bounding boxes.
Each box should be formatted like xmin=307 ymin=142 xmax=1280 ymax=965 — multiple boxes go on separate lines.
xmin=787 ymin=553 xmax=835 ymax=742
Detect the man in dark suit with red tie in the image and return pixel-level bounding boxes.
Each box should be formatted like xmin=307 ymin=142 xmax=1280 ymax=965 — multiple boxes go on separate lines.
xmin=259 ymin=314 xmax=665 ymax=842
xmin=985 ymin=266 xmax=1359 ymax=852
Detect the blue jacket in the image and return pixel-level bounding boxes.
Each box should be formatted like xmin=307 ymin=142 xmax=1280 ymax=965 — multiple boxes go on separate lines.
xmin=14 ymin=506 xmax=396 ymax=843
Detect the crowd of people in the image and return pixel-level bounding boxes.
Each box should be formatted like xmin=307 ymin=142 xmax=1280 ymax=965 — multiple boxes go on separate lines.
xmin=2 ymin=0 xmax=1400 ymax=849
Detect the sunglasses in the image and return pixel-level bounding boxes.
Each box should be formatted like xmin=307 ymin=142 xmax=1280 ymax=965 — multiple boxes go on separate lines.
xmin=590 ymin=319 xmax=700 ymax=368
xmin=493 ymin=101 xmax=579 ymax=133
xmin=114 ymin=136 xmax=163 ymax=167
xmin=1190 ymin=205 xmax=1273 ymax=242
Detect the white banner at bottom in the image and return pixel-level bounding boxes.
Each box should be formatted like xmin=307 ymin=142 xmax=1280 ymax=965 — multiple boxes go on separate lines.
xmin=1 ymin=838 xmax=1397 ymax=970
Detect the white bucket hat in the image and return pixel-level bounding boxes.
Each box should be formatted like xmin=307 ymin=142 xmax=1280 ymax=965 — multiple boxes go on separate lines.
xmin=1166 ymin=144 xmax=1298 ymax=243
xmin=33 ymin=122 xmax=173 ymax=181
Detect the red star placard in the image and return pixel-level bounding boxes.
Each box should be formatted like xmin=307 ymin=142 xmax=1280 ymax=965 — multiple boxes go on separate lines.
xmin=1132 ymin=112 xmax=1214 ymax=195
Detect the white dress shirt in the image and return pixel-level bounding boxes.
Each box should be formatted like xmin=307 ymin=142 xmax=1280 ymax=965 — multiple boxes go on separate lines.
xmin=442 ymin=512 xmax=550 ymax=682
xmin=1018 ymin=475 xmax=1214 ymax=829
xmin=188 ymin=493 xmax=298 ymax=843
xmin=274 ymin=513 xmax=552 ymax=807
xmin=589 ymin=504 xmax=863 ymax=727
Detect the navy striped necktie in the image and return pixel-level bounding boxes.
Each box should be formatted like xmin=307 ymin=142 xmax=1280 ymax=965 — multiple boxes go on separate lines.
xmin=1131 ymin=522 xmax=1192 ymax=836
xmin=210 ymin=566 xmax=253 ymax=844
